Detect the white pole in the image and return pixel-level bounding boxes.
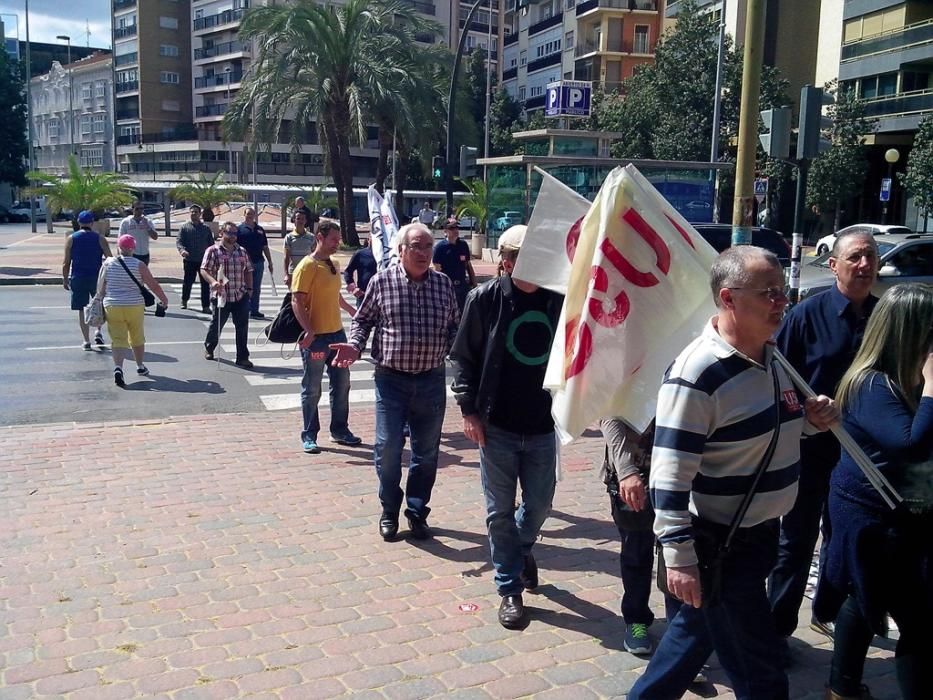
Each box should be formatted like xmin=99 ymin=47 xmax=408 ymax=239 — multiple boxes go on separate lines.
xmin=483 ymin=0 xmax=492 ymax=182
xmin=24 ymin=2 xmax=37 ymax=232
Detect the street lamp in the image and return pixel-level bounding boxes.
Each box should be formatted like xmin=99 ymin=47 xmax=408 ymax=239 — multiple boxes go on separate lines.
xmin=56 ymin=34 xmax=73 ymax=165
xmin=883 ymin=147 xmax=900 ymax=224
xmin=224 ymin=65 xmax=234 ymax=182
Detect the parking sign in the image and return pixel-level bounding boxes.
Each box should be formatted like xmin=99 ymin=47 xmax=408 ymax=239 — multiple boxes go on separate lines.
xmin=880 ymin=177 xmax=892 ymax=202
xmin=545 ymin=80 xmax=592 ymax=118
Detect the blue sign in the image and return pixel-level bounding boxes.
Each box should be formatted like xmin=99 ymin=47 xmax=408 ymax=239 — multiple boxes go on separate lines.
xmin=880 ymin=177 xmax=892 ymax=202
xmin=545 ymin=80 xmax=592 ymax=118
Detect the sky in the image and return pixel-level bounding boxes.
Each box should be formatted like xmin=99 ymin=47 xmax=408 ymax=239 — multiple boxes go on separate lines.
xmin=0 ymin=0 xmax=111 ymax=49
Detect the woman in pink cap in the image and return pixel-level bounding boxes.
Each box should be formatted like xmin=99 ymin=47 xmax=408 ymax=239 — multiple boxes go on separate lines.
xmin=95 ymin=234 xmax=168 ymax=386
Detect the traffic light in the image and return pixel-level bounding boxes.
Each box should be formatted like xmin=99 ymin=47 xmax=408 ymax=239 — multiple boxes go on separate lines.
xmin=797 ymin=85 xmax=833 ymax=160
xmin=459 ymin=145 xmax=478 ymax=179
xmin=432 ymin=155 xmax=444 ymax=180
xmin=759 ymin=107 xmax=792 ymax=159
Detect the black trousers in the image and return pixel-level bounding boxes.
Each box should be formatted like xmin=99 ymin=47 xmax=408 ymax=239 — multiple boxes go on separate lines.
xmin=182 ymin=259 xmax=210 ymax=309
xmin=204 ymin=296 xmax=250 ymax=362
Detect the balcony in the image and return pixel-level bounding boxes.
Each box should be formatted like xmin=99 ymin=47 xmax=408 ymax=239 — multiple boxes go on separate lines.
xmin=115 ymin=80 xmax=139 ymax=94
xmin=527 ymin=52 xmax=562 ymax=73
xmin=116 ymin=124 xmax=197 ymax=146
xmin=841 ymin=18 xmax=933 ymax=63
xmin=195 ymin=104 xmax=229 ymax=118
xmin=504 ymin=32 xmax=519 ymax=47
xmin=400 ymin=0 xmax=435 ymax=15
xmin=863 ymin=89 xmax=933 ymax=119
xmin=575 ymin=41 xmax=599 ymax=57
xmin=578 ymin=0 xmax=658 ymax=15
xmin=529 ymin=12 xmax=563 ymax=36
xmin=114 ymin=52 xmax=138 ymax=67
xmin=502 ymin=66 xmax=518 ymax=81
xmin=114 ymin=25 xmax=137 ymax=39
xmin=115 ymin=109 xmax=139 ymax=121
xmin=194 ymin=40 xmax=250 ymax=61
xmin=194 ymin=72 xmax=244 ymax=89
xmin=113 ymin=0 xmax=135 ymax=9
xmin=193 ymin=6 xmax=248 ymax=32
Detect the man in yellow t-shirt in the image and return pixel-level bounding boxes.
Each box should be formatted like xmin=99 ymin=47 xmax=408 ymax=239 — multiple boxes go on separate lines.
xmin=291 ymin=222 xmax=361 ymax=454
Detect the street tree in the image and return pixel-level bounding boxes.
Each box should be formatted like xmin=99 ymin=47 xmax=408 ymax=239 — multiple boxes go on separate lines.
xmin=0 ymin=50 xmax=28 ymax=187
xmin=224 ymin=0 xmax=442 ymax=246
xmin=900 ymin=114 xmax=933 ymax=231
xmin=488 ymin=88 xmax=522 ymax=156
xmin=169 ymin=172 xmax=246 ymax=223
xmin=27 ymin=155 xmax=135 ymax=229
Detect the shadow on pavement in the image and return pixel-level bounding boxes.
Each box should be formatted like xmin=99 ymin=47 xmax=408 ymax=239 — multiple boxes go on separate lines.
xmin=125 ymin=375 xmax=225 ymax=394
xmin=135 ymin=352 xmax=180 ymax=364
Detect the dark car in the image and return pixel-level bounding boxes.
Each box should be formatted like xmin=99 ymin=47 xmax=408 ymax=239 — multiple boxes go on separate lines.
xmin=690 ymin=223 xmax=791 ymax=267
xmin=0 ymin=204 xmax=10 ymax=223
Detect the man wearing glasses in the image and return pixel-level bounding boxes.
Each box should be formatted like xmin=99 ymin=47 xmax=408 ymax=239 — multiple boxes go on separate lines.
xmin=629 ymin=246 xmax=835 ymax=699
xmin=118 ymin=201 xmax=158 ymax=266
xmin=330 ymin=224 xmax=460 ymax=542
xmin=292 ymin=221 xmax=361 ymax=455
xmin=768 ymin=230 xmax=879 ymax=656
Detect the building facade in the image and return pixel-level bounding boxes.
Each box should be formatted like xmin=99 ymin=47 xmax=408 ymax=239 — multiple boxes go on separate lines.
xmin=31 ymin=53 xmax=115 ymax=173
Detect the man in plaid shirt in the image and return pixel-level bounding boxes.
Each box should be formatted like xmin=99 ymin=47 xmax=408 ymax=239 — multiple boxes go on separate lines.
xmin=200 ymin=221 xmax=254 ymax=369
xmin=331 ymin=223 xmax=460 ymax=542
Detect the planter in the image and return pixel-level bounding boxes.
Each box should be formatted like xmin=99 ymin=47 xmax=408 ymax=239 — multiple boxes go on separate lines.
xmin=93 ymin=219 xmax=111 ymax=238
xmin=469 ymin=233 xmax=486 ymax=258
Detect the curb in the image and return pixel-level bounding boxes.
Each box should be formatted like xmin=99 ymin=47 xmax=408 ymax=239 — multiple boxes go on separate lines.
xmin=0 ymin=276 xmax=184 ymax=286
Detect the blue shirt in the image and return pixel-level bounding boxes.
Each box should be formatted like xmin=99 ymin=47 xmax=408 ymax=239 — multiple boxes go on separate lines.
xmin=236 ymin=222 xmax=268 ymax=263
xmin=776 ymin=285 xmax=878 ymax=398
xmin=70 ymin=229 xmax=105 ymax=279
xmin=432 ymin=238 xmax=471 ymax=284
xmin=343 ymin=246 xmax=377 ymax=293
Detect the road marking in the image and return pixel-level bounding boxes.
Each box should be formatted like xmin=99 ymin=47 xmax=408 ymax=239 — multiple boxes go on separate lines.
xmin=25 ymin=340 xmax=207 ymax=351
xmin=5 ymin=232 xmax=50 ymax=248
xmin=244 ymin=367 xmax=377 ymax=386
xmin=260 ymin=386 xmax=456 ymax=411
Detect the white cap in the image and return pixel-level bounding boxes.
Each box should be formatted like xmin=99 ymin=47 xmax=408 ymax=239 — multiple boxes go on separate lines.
xmin=498 ymin=224 xmax=526 ymax=250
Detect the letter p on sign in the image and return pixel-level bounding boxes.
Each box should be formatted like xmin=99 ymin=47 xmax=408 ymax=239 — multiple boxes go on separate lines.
xmin=569 ymin=88 xmax=583 ymax=107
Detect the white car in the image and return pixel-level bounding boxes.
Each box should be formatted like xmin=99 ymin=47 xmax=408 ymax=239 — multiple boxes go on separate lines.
xmin=814 ymin=223 xmax=912 ymax=255
xmin=493 ymin=210 xmax=522 ymax=232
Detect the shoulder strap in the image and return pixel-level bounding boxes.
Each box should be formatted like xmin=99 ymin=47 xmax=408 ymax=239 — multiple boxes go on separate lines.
xmin=722 ymin=365 xmax=783 ymax=552
xmin=117 ymin=256 xmax=147 ymax=295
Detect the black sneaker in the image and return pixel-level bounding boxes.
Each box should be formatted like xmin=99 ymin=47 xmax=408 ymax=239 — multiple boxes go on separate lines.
xmin=250 ymin=311 xmax=265 ymax=320
xmin=136 ymin=365 xmax=150 ymax=376
xmin=94 ymin=331 xmax=105 ymax=346
xmin=180 ymin=301 xmax=187 ymax=309
xmin=113 ymin=368 xmax=125 ymax=387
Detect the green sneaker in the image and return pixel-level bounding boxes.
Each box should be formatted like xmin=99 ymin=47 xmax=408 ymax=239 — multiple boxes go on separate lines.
xmin=624 ymin=622 xmax=652 ymax=655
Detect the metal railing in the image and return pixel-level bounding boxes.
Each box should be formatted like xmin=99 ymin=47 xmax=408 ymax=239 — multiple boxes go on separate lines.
xmin=113 ymin=0 xmax=136 ymax=9
xmin=114 ymin=25 xmax=137 ymax=39
xmin=114 ymin=52 xmax=138 ymax=67
xmin=577 ymin=0 xmax=657 ymax=14
xmin=529 ymin=12 xmax=563 ymax=36
xmin=575 ymin=41 xmax=599 ymax=57
xmin=841 ymin=18 xmax=933 ymax=62
xmin=862 ymin=89 xmax=933 ymax=119
xmin=527 ymin=51 xmax=562 ymax=73
xmin=400 ymin=0 xmax=436 ymax=15
xmin=115 ymin=109 xmax=139 ymax=120
xmin=194 ymin=40 xmax=250 ymax=61
xmin=193 ymin=6 xmax=248 ymax=32
xmin=195 ymin=104 xmax=229 ymax=117
xmin=502 ymin=66 xmax=518 ymax=81
xmin=115 ymin=80 xmax=139 ymax=94
xmin=116 ymin=125 xmax=197 ymax=146
xmin=194 ymin=73 xmax=244 ymax=89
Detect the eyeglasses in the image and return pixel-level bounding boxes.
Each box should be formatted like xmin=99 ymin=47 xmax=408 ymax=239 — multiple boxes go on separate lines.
xmin=406 ymin=243 xmax=434 ymax=253
xmin=728 ymin=286 xmax=789 ymax=302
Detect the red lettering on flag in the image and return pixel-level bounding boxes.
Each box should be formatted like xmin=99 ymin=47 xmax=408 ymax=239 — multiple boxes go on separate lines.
xmin=621 ymin=208 xmax=671 ymax=275
xmin=565 ymin=217 xmax=584 ymax=262
xmin=664 ymin=213 xmax=696 ymax=250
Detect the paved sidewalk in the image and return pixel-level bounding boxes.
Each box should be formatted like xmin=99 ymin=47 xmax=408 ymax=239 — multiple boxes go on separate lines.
xmin=0 ymin=408 xmax=899 ymax=699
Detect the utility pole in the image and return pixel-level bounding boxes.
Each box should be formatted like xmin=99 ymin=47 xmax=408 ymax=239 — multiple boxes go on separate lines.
xmin=24 ymin=0 xmax=37 ymax=232
xmin=731 ymin=0 xmax=766 ymax=246
xmin=709 ymin=0 xmax=727 ymax=223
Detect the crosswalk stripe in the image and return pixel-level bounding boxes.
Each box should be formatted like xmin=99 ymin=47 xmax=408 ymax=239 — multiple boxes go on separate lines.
xmin=260 ymin=386 xmax=457 ymax=411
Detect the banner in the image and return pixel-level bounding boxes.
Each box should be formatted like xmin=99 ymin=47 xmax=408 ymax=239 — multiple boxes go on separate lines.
xmin=512 ymin=168 xmax=591 ymax=295
xmin=368 ymin=185 xmax=400 ymax=270
xmin=544 ymin=165 xmax=719 ymax=441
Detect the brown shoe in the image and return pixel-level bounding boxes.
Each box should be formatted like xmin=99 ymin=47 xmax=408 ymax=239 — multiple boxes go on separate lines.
xmin=825 ymin=685 xmax=874 ymax=700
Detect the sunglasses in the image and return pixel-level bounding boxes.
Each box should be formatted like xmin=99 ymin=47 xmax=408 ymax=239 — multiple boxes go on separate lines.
xmin=324 ymin=259 xmax=336 ymax=275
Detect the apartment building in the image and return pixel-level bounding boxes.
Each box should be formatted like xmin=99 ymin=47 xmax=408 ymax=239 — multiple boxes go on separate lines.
xmin=458 ymin=0 xmax=500 ymax=72
xmin=31 ymin=53 xmax=115 ymax=173
xmin=501 ymin=0 xmax=665 ymax=112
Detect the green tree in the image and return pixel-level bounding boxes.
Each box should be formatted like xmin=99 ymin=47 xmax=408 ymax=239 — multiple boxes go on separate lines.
xmin=455 ymin=177 xmax=492 ymax=235
xmin=26 ymin=155 xmax=135 ymax=228
xmin=0 ymin=51 xmax=28 ymax=186
xmin=488 ymin=88 xmax=522 ymax=156
xmin=169 ymin=172 xmax=246 ymax=222
xmin=224 ymin=0 xmax=442 ymax=246
xmin=900 ymin=115 xmax=933 ymax=231
xmin=806 ymin=81 xmax=874 ymax=231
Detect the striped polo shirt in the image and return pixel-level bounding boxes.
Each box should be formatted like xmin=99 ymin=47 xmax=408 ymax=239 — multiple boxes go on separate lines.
xmin=102 ymin=255 xmax=145 ymax=307
xmin=650 ymin=318 xmax=814 ymax=568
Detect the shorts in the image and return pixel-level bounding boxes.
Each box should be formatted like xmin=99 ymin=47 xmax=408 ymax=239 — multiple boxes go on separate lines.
xmin=105 ymin=304 xmax=145 ymax=349
xmin=70 ymin=276 xmax=98 ymax=311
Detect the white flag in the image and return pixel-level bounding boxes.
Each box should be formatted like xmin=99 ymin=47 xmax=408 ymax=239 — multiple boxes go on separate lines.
xmin=544 ymin=165 xmax=719 ymax=441
xmin=513 ymin=169 xmax=591 ymax=295
xmin=368 ymin=185 xmax=400 ymax=270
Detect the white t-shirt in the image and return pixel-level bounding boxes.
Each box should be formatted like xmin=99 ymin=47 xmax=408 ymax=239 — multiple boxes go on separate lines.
xmin=119 ymin=215 xmax=157 ymax=256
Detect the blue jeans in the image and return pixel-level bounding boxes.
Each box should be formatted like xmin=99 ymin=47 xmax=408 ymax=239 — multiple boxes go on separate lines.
xmin=629 ymin=519 xmax=787 ymax=700
xmin=300 ymin=330 xmax=351 ymax=443
xmin=768 ymin=437 xmax=836 ymax=637
xmin=479 ymin=424 xmax=557 ymax=596
xmin=373 ymin=365 xmax=446 ymax=520
xmin=250 ymin=259 xmax=264 ymax=314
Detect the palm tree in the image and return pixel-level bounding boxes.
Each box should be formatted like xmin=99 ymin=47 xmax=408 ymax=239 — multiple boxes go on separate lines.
xmin=455 ymin=177 xmax=495 ymax=236
xmin=26 ymin=155 xmax=135 ymax=229
xmin=288 ymin=184 xmax=339 ymax=217
xmin=224 ymin=0 xmax=443 ymax=246
xmin=168 ymin=172 xmax=246 ymax=222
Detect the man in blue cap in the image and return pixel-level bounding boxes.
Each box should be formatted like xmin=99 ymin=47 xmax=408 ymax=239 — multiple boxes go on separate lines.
xmin=62 ymin=211 xmax=112 ymax=349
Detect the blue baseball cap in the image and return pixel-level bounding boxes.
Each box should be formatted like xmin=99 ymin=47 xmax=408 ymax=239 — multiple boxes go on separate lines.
xmin=77 ymin=210 xmax=94 ymax=225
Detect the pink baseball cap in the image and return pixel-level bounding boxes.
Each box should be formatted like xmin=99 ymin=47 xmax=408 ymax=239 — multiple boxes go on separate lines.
xmin=117 ymin=234 xmax=137 ymax=250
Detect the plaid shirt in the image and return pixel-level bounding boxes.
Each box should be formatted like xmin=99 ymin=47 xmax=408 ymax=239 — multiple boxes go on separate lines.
xmin=349 ymin=264 xmax=460 ymax=373
xmin=201 ymin=243 xmax=254 ymax=303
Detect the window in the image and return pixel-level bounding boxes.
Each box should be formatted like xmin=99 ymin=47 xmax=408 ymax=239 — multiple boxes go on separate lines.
xmin=530 ymin=85 xmax=543 ymax=97
xmin=634 ymin=25 xmax=650 ymax=54
xmin=565 ymin=30 xmax=574 ymax=51
xmin=159 ymin=16 xmax=179 ymax=30
xmin=518 ymin=86 xmax=526 ymax=101
xmin=565 ymin=0 xmax=575 ymax=8
xmin=80 ymin=115 xmax=91 ymax=135
xmin=93 ymin=114 xmax=105 ymax=133
xmin=117 ymin=69 xmax=137 ymax=83
xmin=160 ymin=71 xmax=180 ymax=85
xmin=161 ymin=100 xmax=180 ymax=111
xmin=95 ymin=81 xmax=106 ymax=97
xmin=49 ymin=120 xmax=59 ymax=138
xmin=120 ymin=125 xmax=140 ymax=137
xmin=159 ymin=44 xmax=179 ymax=57
xmin=520 ymin=50 xmax=527 ymax=66
xmin=81 ymin=148 xmax=103 ymax=168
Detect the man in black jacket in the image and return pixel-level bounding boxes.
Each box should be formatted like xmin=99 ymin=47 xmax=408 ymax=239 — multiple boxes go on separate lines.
xmin=451 ymin=225 xmax=563 ymax=630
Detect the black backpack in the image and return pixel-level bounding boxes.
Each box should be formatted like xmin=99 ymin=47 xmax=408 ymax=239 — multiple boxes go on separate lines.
xmin=263 ymin=293 xmax=304 ymax=343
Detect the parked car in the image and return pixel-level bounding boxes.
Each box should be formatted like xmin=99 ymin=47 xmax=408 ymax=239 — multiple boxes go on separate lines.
xmin=689 ymin=223 xmax=792 ymax=268
xmin=457 ymin=215 xmax=478 ymax=230
xmin=0 ymin=204 xmax=11 ymax=223
xmin=798 ymin=232 xmax=933 ymax=300
xmin=814 ymin=223 xmax=912 ymax=256
xmin=8 ymin=199 xmax=48 ymax=222
xmin=493 ymin=210 xmax=522 ymax=232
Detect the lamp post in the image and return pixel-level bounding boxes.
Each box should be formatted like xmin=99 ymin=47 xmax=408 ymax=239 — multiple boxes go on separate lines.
xmin=883 ymin=148 xmax=900 ymax=224
xmin=224 ymin=65 xmax=234 ymax=182
xmin=56 ymin=34 xmax=73 ymax=165
xmin=24 ymin=0 xmax=37 ymax=231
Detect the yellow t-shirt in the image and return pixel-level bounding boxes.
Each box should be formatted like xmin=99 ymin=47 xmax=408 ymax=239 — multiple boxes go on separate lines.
xmin=291 ymin=256 xmax=344 ymax=334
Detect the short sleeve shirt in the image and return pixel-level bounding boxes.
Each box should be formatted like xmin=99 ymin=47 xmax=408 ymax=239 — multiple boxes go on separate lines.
xmin=284 ymin=232 xmax=316 ymax=273
xmin=291 ymin=256 xmax=344 ymax=335
xmin=433 ymin=238 xmax=471 ymax=284
xmin=119 ymin=215 xmax=156 ymax=256
xmin=236 ymin=223 xmax=268 ymax=262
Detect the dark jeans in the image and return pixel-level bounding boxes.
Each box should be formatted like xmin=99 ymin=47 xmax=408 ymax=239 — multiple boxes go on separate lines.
xmin=300 ymin=330 xmax=351 ymax=443
xmin=249 ymin=259 xmax=264 ymax=314
xmin=132 ymin=253 xmax=150 ymax=266
xmin=204 ymin=296 xmax=250 ymax=362
xmin=630 ymin=519 xmax=787 ymax=700
xmin=452 ymin=280 xmax=468 ymax=313
xmin=769 ymin=438 xmax=836 ymax=637
xmin=609 ymin=496 xmax=681 ymax=626
xmin=182 ymin=259 xmax=209 ymax=310
xmin=373 ymin=365 xmax=446 ymax=520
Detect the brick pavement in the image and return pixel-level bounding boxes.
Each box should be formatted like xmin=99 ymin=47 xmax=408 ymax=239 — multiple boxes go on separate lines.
xmin=0 ymin=407 xmax=899 ymax=699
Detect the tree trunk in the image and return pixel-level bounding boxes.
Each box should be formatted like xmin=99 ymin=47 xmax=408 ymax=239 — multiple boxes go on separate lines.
xmin=396 ymin=143 xmax=411 ymax=224
xmin=374 ymin=125 xmax=392 ymax=195
xmin=322 ymin=109 xmax=359 ymax=247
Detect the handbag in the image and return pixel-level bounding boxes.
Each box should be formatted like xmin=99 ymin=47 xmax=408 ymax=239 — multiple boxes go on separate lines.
xmin=263 ymin=293 xmax=304 ymax=343
xmin=656 ymin=368 xmax=783 ymax=607
xmin=117 ymin=257 xmax=156 ymax=307
xmin=888 ymin=460 xmax=933 ymax=517
xmin=84 ymin=296 xmax=105 ymax=327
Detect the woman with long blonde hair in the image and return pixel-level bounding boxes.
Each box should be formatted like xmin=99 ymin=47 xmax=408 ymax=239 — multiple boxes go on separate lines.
xmin=816 ymin=283 xmax=933 ymax=699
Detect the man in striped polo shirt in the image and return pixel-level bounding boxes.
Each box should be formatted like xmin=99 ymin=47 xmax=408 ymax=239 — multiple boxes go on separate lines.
xmin=629 ymin=246 xmax=836 ymax=700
